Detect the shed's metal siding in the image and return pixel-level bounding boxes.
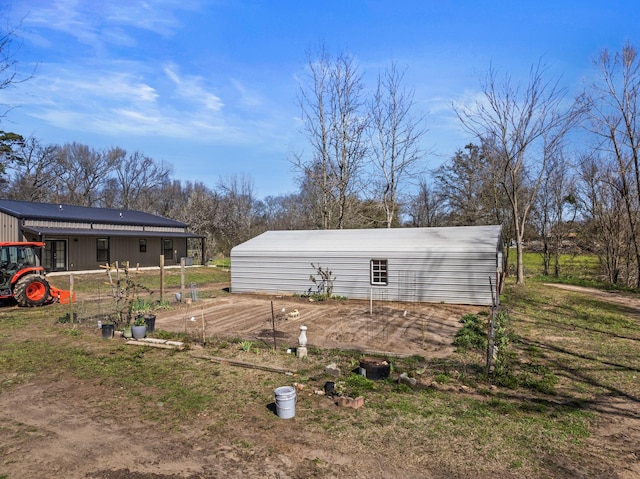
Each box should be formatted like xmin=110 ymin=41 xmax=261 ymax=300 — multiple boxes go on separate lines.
xmin=230 ymin=225 xmax=503 ymax=306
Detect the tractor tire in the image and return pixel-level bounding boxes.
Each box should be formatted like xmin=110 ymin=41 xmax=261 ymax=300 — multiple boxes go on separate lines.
xmin=14 ymin=275 xmax=51 ymax=307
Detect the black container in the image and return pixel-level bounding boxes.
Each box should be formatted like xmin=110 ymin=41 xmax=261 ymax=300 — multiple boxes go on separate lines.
xmin=144 ymin=314 xmax=156 ymax=334
xmin=101 ymin=323 xmax=115 ymax=339
xmin=324 ymin=381 xmax=336 ymax=397
xmin=359 ymin=357 xmax=390 ymax=380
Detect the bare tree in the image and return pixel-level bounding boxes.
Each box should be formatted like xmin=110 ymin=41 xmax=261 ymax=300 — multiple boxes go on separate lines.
xmin=532 ymin=150 xmax=577 ymax=276
xmin=111 ymin=150 xmax=172 ymax=210
xmin=3 ymin=136 xmax=58 ymax=201
xmin=455 ymin=61 xmax=580 ymax=285
xmin=577 ymin=154 xmax=627 ymax=284
xmin=54 ymin=142 xmax=120 ymax=206
xmin=582 ymin=43 xmax=640 ymax=287
xmin=152 ymin=179 xmax=189 ymax=218
xmin=216 ymin=174 xmax=258 ymax=254
xmin=256 ymin=194 xmax=310 ymax=231
xmin=293 ymin=47 xmax=367 ymax=229
xmin=368 ymin=62 xmax=426 ymax=227
xmin=177 ymin=181 xmax=221 ymax=262
xmin=328 ymin=51 xmax=367 ymax=228
xmin=0 ymin=6 xmax=33 ymax=119
xmin=435 ymin=143 xmax=510 ymax=226
xmin=294 ymin=46 xmax=333 ymax=229
xmin=406 ymin=177 xmax=444 ymax=227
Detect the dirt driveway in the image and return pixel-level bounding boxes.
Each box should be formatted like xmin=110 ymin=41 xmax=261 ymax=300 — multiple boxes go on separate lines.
xmin=156 ymin=293 xmax=482 ymax=357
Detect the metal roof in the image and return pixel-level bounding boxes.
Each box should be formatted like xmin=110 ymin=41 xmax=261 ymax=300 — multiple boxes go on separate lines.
xmin=0 ymin=199 xmax=187 ymax=228
xmin=232 ymin=225 xmax=503 ymax=255
xmin=21 ymin=226 xmax=199 ymax=238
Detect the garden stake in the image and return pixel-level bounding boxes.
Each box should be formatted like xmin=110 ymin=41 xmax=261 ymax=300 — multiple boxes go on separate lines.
xmin=68 ymin=273 xmax=74 ymax=324
xmin=201 ymin=308 xmax=206 ymax=346
xmin=271 ymin=301 xmax=277 ymax=350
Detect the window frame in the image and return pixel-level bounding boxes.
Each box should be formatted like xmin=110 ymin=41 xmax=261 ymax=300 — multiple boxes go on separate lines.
xmin=139 ymin=239 xmax=147 ymax=253
xmin=163 ymin=239 xmax=173 ymax=260
xmin=96 ymin=238 xmax=109 ymax=263
xmin=370 ymin=259 xmax=388 ymax=285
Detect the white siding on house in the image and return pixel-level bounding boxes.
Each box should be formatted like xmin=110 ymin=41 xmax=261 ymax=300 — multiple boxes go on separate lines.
xmin=231 ymin=225 xmax=503 ymax=306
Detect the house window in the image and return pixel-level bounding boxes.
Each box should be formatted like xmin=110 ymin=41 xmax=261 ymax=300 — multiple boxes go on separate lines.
xmin=163 ymin=239 xmax=173 ymax=260
xmin=371 ymin=259 xmax=388 ymax=285
xmin=97 ymin=238 xmax=109 ymax=263
xmin=139 ymin=239 xmax=147 ymax=253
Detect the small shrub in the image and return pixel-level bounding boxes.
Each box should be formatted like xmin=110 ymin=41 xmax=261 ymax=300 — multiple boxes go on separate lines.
xmin=344 ymin=373 xmax=377 ymax=397
xmin=454 ymin=314 xmax=487 ymax=350
xmin=66 ymin=327 xmax=81 ymax=337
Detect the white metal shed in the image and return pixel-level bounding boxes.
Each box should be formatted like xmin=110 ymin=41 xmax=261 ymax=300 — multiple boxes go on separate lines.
xmin=230 ymin=225 xmax=503 ymax=306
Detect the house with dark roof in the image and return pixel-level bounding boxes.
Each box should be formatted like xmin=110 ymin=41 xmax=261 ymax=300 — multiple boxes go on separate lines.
xmin=0 ymin=199 xmax=203 ymax=272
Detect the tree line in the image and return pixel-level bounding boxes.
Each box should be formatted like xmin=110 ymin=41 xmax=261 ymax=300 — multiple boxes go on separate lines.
xmin=2 ymin=23 xmax=640 ymax=288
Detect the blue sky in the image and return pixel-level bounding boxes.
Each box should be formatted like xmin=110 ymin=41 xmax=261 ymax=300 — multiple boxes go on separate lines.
xmin=2 ymin=1 xmax=639 ymax=198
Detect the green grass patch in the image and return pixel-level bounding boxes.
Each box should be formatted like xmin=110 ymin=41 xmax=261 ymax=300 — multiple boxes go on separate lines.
xmin=209 ymin=257 xmax=231 ymax=268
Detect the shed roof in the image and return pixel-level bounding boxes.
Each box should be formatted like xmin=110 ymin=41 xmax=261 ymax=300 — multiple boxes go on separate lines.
xmin=232 ymin=225 xmax=503 ymax=255
xmin=0 ymin=199 xmax=187 ymax=228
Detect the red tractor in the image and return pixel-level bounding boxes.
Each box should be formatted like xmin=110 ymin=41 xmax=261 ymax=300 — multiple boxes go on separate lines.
xmin=0 ymin=242 xmax=75 ymax=307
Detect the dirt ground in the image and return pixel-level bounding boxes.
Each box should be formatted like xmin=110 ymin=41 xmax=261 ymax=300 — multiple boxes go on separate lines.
xmin=157 ymin=293 xmax=480 ymax=358
xmin=1 ymin=288 xmax=639 ymax=478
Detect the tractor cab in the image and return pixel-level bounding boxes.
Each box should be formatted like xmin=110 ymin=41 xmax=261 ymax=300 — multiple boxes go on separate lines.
xmin=0 ymin=243 xmax=42 ymax=295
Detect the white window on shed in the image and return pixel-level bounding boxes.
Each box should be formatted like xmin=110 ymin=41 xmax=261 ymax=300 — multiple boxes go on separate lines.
xmin=370 ymin=259 xmax=388 ymax=285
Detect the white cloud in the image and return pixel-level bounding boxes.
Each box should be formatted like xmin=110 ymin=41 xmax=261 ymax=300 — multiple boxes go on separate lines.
xmin=0 ymin=61 xmax=247 ymax=141
xmin=4 ymin=2 xmax=294 ymax=150
xmin=164 ymin=64 xmax=224 ymax=112
xmin=17 ymin=0 xmax=201 ymax=49
xmin=231 ymin=79 xmax=264 ymax=108
xmin=16 ymin=66 xmax=159 ymax=106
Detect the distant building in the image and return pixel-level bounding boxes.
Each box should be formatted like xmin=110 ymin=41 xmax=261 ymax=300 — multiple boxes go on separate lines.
xmin=231 ymin=225 xmax=503 ymax=306
xmin=0 ymin=199 xmax=203 ymax=272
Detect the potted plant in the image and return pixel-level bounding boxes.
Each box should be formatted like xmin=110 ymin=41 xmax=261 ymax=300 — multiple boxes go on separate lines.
xmin=131 ymin=315 xmax=147 ymax=339
xmin=132 ymin=298 xmax=156 ymax=334
xmin=122 ymin=324 xmax=133 ymax=339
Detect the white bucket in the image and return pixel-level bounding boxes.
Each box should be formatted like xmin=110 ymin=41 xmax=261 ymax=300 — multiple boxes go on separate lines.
xmin=274 ymin=386 xmax=296 ymax=419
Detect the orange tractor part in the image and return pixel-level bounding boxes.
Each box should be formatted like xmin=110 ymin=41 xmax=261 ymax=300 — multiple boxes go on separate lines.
xmin=0 ymin=241 xmax=76 ymax=307
xmin=50 ymin=285 xmax=76 ymax=305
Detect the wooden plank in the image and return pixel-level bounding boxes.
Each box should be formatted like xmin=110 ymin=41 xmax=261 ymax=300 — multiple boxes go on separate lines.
xmin=125 ymin=340 xmax=184 ymax=350
xmin=189 ymin=353 xmax=295 ymax=375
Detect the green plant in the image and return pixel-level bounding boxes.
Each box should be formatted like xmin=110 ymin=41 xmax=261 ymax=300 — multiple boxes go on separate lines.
xmin=155 ymin=299 xmax=171 ymax=310
xmin=66 ymin=327 xmax=81 ymax=337
xmin=344 ymin=373 xmax=377 ymax=397
xmin=454 ymin=314 xmax=487 ymax=350
xmin=492 ymin=310 xmax=512 ymax=376
xmin=240 ymin=340 xmax=253 ymax=352
xmin=133 ymin=316 xmax=146 ymax=327
xmin=132 ymin=297 xmax=154 ymax=315
xmin=308 ymin=263 xmax=335 ymax=298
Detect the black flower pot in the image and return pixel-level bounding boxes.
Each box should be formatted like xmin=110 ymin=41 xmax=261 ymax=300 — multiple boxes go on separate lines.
xmin=144 ymin=314 xmax=156 ymax=334
xmin=101 ymin=323 xmax=115 ymax=339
